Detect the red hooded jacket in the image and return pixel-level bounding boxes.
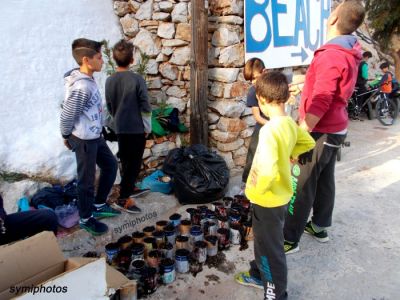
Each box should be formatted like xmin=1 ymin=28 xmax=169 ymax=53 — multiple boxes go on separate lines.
xmin=299 ymin=37 xmax=362 ymax=133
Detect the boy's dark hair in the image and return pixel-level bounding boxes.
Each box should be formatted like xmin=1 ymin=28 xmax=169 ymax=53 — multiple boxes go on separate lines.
xmin=362 ymin=51 xmax=372 ymax=59
xmin=244 ymin=57 xmax=265 ymax=81
xmin=72 ymin=38 xmax=103 ymax=66
xmin=255 ymin=71 xmax=289 ymax=104
xmin=113 ymin=40 xmax=134 ymax=67
xmin=336 ymin=0 xmax=365 ymax=35
xmin=379 ymin=62 xmax=389 ymax=70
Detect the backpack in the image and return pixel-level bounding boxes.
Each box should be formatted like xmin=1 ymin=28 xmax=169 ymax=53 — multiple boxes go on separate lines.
xmin=391 ymin=73 xmax=399 ymax=91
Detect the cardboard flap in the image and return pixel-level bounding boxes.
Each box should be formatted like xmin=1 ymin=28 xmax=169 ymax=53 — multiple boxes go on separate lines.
xmin=106 ymin=262 xmax=131 ymax=290
xmin=0 ymin=232 xmax=64 ymax=293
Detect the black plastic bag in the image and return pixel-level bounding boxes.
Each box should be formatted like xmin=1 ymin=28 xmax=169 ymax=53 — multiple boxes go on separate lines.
xmin=171 ymin=144 xmax=229 ymax=205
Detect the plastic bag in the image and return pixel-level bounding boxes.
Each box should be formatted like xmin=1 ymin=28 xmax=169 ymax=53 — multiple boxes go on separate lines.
xmin=55 ymin=202 xmax=79 ymax=228
xmin=171 ymin=144 xmax=230 ymax=205
xmin=140 ymin=170 xmax=172 ymax=194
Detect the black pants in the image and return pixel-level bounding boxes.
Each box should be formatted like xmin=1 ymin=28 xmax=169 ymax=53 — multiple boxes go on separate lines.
xmin=284 ymin=133 xmax=346 ymax=243
xmin=117 ymin=133 xmax=146 ymax=199
xmin=242 ymin=125 xmax=261 ymax=183
xmin=68 ymin=135 xmax=118 ymax=218
xmin=250 ymin=204 xmax=288 ymax=300
xmin=0 ymin=209 xmax=58 ymax=245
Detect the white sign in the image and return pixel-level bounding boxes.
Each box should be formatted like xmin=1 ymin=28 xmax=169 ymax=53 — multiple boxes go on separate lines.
xmin=245 ymin=0 xmax=332 ymax=69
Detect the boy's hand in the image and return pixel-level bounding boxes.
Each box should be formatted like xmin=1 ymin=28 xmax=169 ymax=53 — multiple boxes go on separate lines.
xmin=63 ymin=139 xmax=72 ymax=150
xmin=298 ymin=150 xmax=313 ymax=165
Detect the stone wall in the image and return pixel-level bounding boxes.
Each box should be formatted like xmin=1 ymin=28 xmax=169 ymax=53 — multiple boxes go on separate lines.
xmin=112 ymin=0 xmax=249 ymax=173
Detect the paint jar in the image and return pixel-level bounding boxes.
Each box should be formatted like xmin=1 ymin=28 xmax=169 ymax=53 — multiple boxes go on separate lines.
xmin=131 ymin=243 xmax=145 ymax=261
xmin=175 ymin=249 xmax=190 ymax=273
xmin=243 ymin=221 xmax=254 ymax=241
xmin=217 ymin=228 xmax=230 ymax=250
xmin=222 ymin=196 xmax=233 ymax=208
xmin=169 ymin=213 xmax=182 ymax=227
xmin=217 ymin=215 xmax=230 ymax=229
xmin=230 ymin=224 xmax=241 ymax=245
xmin=160 ymin=258 xmax=175 ymax=284
xmin=105 ymin=242 xmax=119 ymax=265
xmin=176 ymin=235 xmax=190 ymax=250
xmin=163 ymin=224 xmax=176 ymax=245
xmin=156 ymin=220 xmax=169 ymax=231
xmin=152 ymin=230 xmax=166 ymax=248
xmin=188 ymin=208 xmax=201 ymax=225
xmin=147 ymin=250 xmax=162 ymax=271
xmin=204 ymin=221 xmax=218 ymax=236
xmin=211 ymin=201 xmax=224 ymax=212
xmin=143 ymin=226 xmax=155 ymax=237
xmin=118 ymin=249 xmax=132 ymax=271
xmin=229 ymin=210 xmax=241 ymax=226
xmin=161 ymin=242 xmax=174 ymax=259
xmin=118 ymin=235 xmax=133 ymax=250
xmin=193 ymin=240 xmax=207 ymax=263
xmin=132 ymin=231 xmax=145 ymax=244
xmin=141 ymin=267 xmax=158 ymax=295
xmin=128 ymin=259 xmax=145 ymax=281
xmin=185 ymin=207 xmax=196 ymax=220
xmin=233 ymin=194 xmax=246 ymax=204
xmin=206 ymin=209 xmax=217 ymax=222
xmin=179 ymin=219 xmax=192 ymax=236
xmin=190 ymin=225 xmax=203 ymax=248
xmin=205 ymin=235 xmax=218 ymax=257
xmin=143 ymin=237 xmax=156 ymax=258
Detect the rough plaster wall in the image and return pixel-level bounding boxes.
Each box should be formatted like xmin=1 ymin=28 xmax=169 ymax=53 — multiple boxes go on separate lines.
xmin=0 ymin=0 xmax=122 ymax=180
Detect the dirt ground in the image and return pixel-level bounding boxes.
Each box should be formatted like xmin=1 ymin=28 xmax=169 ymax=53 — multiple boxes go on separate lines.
xmin=146 ymin=117 xmax=400 ymax=300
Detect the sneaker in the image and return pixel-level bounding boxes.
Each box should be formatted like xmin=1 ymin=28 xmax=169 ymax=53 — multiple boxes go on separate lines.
xmin=129 ymin=187 xmax=150 ymax=198
xmin=93 ymin=203 xmax=121 ymax=219
xmin=79 ymin=217 xmax=108 ymax=236
xmin=304 ymin=221 xmax=329 ymax=243
xmin=234 ymin=271 xmax=263 ymax=290
xmin=284 ymin=241 xmax=299 ymax=255
xmin=112 ymin=198 xmax=142 ymax=214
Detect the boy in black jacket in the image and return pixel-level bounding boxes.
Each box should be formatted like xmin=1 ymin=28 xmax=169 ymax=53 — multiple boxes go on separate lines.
xmin=105 ymin=40 xmax=152 ymax=213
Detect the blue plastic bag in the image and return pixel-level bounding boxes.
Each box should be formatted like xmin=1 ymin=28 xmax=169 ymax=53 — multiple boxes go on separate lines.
xmin=140 ymin=170 xmax=172 ymax=194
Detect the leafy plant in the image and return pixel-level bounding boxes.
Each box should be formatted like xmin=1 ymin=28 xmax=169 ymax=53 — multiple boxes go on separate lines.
xmin=102 ymin=40 xmax=117 ymax=76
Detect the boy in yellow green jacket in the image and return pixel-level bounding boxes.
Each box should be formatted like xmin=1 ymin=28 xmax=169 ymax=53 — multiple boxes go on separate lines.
xmin=235 ymin=71 xmax=315 ymax=299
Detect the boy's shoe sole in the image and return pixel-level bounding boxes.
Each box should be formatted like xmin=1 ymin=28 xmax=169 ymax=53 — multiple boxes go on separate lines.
xmin=234 ymin=271 xmax=263 ymax=290
xmin=111 ymin=199 xmax=142 ymax=214
xmin=304 ymin=221 xmax=329 ymax=243
xmin=284 ymin=242 xmax=299 ymax=255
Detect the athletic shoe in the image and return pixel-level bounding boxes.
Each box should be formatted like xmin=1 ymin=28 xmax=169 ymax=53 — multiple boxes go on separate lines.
xmin=304 ymin=221 xmax=329 ymax=243
xmin=284 ymin=241 xmax=299 ymax=254
xmin=129 ymin=187 xmax=150 ymax=198
xmin=112 ymin=198 xmax=142 ymax=214
xmin=79 ymin=217 xmax=108 ymax=236
xmin=234 ymin=271 xmax=263 ymax=290
xmin=92 ymin=203 xmax=121 ymax=219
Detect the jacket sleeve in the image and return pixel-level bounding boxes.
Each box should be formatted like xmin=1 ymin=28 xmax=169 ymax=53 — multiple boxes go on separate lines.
xmin=105 ymin=78 xmax=113 ymax=116
xmin=137 ymin=76 xmax=152 ymax=133
xmin=246 ymin=129 xmax=278 ymax=194
xmin=361 ymin=63 xmax=369 ymax=80
xmin=306 ymin=53 xmax=341 ymax=119
xmin=60 ymin=87 xmax=89 ymax=138
xmin=291 ymin=127 xmax=316 ymax=159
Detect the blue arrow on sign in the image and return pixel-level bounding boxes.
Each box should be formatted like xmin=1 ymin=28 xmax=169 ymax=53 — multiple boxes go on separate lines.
xmin=291 ymin=47 xmax=308 ymax=62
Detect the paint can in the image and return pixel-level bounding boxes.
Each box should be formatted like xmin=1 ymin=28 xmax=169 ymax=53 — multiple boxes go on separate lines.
xmin=217 ymin=215 xmax=230 ymax=229
xmin=193 ymin=240 xmax=207 ymax=263
xmin=156 ymin=220 xmax=169 ymax=231
xmin=105 ymin=242 xmax=119 ymax=265
xmin=211 ymin=201 xmax=224 ymax=212
xmin=169 ymin=213 xmax=182 ymax=227
xmin=143 ymin=226 xmax=155 ymax=237
xmin=160 ymin=258 xmax=175 ymax=284
xmin=176 ymin=235 xmax=190 ymax=250
xmin=152 ymin=230 xmax=166 ymax=248
xmin=205 ymin=235 xmax=218 ymax=257
xmin=147 ymin=250 xmax=162 ymax=271
xmin=243 ymin=221 xmax=254 ymax=241
xmin=175 ymin=249 xmax=190 ymax=273
xmin=190 ymin=225 xmax=203 ymax=248
xmin=141 ymin=266 xmax=158 ymax=295
xmin=230 ymin=224 xmax=241 ymax=245
xmin=132 ymin=231 xmax=145 ymax=244
xmin=179 ymin=219 xmax=192 ymax=236
xmin=163 ymin=224 xmax=176 ymax=245
xmin=118 ymin=235 xmax=133 ymax=250
xmin=131 ymin=243 xmax=145 ymax=261
xmin=118 ymin=249 xmax=132 ymax=271
xmin=229 ymin=210 xmax=241 ymax=226
xmin=217 ymin=228 xmax=230 ymax=250
xmin=161 ymin=242 xmax=174 ymax=259
xmin=189 ymin=208 xmax=201 ymax=225
xmin=128 ymin=259 xmax=145 ymax=281
xmin=143 ymin=237 xmax=156 ymax=258
xmin=205 ymin=221 xmax=218 ymax=236
xmin=222 ymin=196 xmax=233 ymax=208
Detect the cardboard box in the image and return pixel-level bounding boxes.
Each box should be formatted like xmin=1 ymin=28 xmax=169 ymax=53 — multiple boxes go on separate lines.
xmin=0 ymin=231 xmax=135 ymax=300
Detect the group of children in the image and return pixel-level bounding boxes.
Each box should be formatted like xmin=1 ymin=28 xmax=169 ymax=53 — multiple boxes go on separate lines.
xmin=60 ymin=38 xmax=152 ymax=236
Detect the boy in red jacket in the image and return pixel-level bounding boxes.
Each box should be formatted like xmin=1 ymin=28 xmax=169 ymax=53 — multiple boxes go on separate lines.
xmin=284 ymin=0 xmax=365 ymax=254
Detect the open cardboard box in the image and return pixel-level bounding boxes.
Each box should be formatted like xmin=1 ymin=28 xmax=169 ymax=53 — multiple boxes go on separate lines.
xmin=0 ymin=231 xmax=135 ymax=300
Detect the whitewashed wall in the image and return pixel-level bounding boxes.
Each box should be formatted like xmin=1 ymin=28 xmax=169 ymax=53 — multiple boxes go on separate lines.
xmin=0 ymin=0 xmax=122 ymax=180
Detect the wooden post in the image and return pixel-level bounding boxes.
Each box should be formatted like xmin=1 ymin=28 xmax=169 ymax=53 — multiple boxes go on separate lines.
xmin=190 ymin=0 xmax=208 ymax=146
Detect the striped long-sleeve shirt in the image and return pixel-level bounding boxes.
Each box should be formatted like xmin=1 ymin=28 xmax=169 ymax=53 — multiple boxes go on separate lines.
xmin=60 ymin=69 xmax=103 ymax=140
